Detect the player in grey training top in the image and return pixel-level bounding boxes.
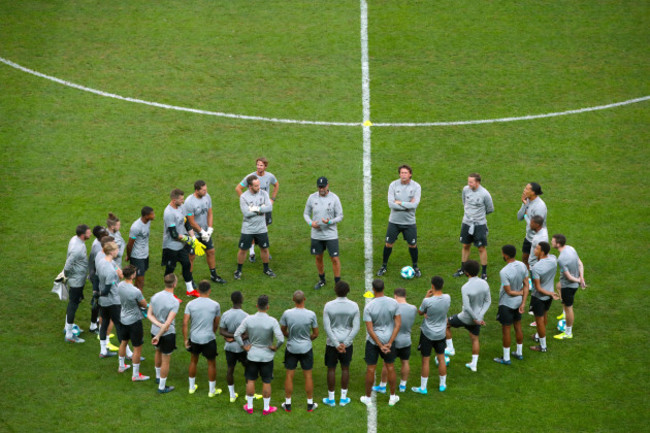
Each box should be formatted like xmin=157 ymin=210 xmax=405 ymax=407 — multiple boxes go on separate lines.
xmin=527 ymin=215 xmax=548 ymax=269
xmin=362 ymin=279 xmax=402 ymax=407
xmin=219 ymin=291 xmax=251 ymax=403
xmin=453 ymin=173 xmax=494 ymax=280
xmin=117 ymin=265 xmax=149 ymax=381
xmin=234 ymin=295 xmax=284 ymax=415
xmin=529 ymin=241 xmax=559 ymax=353
xmin=97 ymin=241 xmax=123 ymax=358
xmin=88 ymin=226 xmax=109 ymax=333
xmin=551 ymin=234 xmax=586 ymax=340
xmin=126 ymin=206 xmax=155 ymax=291
xmin=445 ymin=260 xmax=491 ymax=372
xmin=61 ymin=224 xmax=91 ymax=343
xmin=322 ymin=281 xmax=360 ymax=407
xmin=412 ymin=276 xmax=451 ymax=394
xmin=236 ymin=157 xmax=279 ymax=263
xmin=279 ymin=290 xmax=319 ymax=412
xmin=107 ymin=213 xmax=125 ymax=266
xmin=494 ymin=245 xmax=529 ymax=366
xmin=378 ymin=164 xmax=422 ymax=278
xmin=183 ymin=280 xmax=222 ymax=397
xmin=517 ymin=182 xmax=547 ymax=268
xmin=149 ymin=273 xmax=181 ymax=394
xmin=235 ymin=176 xmax=276 ymax=280
xmin=304 ymin=176 xmax=344 ymax=290
xmin=375 ymin=287 xmax=417 ymax=394
xmin=185 ymin=180 xmax=226 ymax=285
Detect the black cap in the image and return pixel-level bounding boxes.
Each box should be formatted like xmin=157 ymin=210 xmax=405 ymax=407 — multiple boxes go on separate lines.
xmin=317 ymin=176 xmax=328 ymax=187
xmin=530 ymin=182 xmax=543 ymax=195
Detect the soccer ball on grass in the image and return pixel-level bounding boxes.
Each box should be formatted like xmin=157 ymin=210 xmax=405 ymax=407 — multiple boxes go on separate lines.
xmin=400 ymin=266 xmax=415 ymax=279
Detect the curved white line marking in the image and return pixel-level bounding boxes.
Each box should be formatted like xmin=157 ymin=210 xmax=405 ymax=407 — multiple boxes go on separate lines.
xmin=1 ymin=56 xmax=648 ymax=127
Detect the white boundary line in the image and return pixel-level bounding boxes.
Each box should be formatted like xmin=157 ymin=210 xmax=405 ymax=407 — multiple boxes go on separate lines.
xmin=1 ymin=56 xmax=647 ymax=128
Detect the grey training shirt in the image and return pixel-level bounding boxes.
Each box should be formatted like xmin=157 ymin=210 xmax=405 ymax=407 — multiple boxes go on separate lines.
xmin=280 ymin=307 xmax=319 ymax=354
xmin=531 ymin=255 xmax=558 ymax=301
xmin=88 ymin=238 xmax=102 ymax=278
xmin=558 ymin=245 xmax=580 ymax=289
xmin=528 ymin=227 xmax=549 ymax=269
xmin=118 ymin=281 xmax=145 ymax=326
xmin=129 ymin=218 xmax=151 ymax=259
xmin=185 ymin=297 xmax=221 ymax=344
xmin=462 ymin=185 xmax=494 ymax=226
xmin=394 ymin=302 xmax=417 ymax=349
xmin=64 ymin=236 xmax=88 ymax=287
xmin=517 ymin=196 xmax=548 ymax=242
xmin=234 ymin=312 xmax=284 ymax=362
xmin=457 ymin=277 xmax=492 ymax=325
xmin=387 ymin=179 xmax=421 ymax=225
xmin=419 ymin=294 xmax=451 ymax=341
xmin=499 ymin=260 xmax=528 ymax=309
xmin=323 ymin=297 xmax=360 ymax=348
xmin=240 ymin=171 xmax=277 ymax=194
xmin=97 ymin=257 xmax=120 ymax=307
xmin=239 ymin=189 xmax=272 ymax=234
xmin=150 ymin=290 xmax=180 ymax=336
xmin=184 ymin=193 xmax=212 ymax=231
xmin=303 ymin=191 xmax=344 ymax=240
xmin=220 ymin=308 xmax=249 ymax=353
xmin=363 ymin=296 xmax=400 ymax=346
xmin=162 ymin=204 xmax=188 ymax=251
xmin=111 ymin=230 xmax=126 ymax=266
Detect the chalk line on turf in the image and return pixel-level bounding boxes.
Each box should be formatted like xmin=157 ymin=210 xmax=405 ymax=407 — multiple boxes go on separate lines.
xmin=1 ymin=56 xmax=647 ymax=128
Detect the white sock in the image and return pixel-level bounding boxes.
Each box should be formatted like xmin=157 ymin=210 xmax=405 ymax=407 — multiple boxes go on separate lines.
xmin=328 ymin=390 xmax=335 ymax=400
xmin=399 ymin=380 xmax=407 ymax=387
xmin=119 ymin=356 xmax=125 ymax=368
xmin=126 ymin=345 xmax=133 ymax=358
xmin=263 ymin=397 xmax=270 ymax=411
xmin=540 ymin=337 xmax=547 ymax=350
xmin=340 ymin=389 xmax=347 ymax=399
xmin=285 ymin=397 xmax=291 ymax=405
xmin=186 ymin=281 xmax=194 ymax=293
xmin=439 ymin=375 xmax=447 ymax=387
xmin=503 ymin=347 xmax=510 ymax=362
xmin=132 ymin=363 xmax=140 ymax=377
xmin=228 ymin=385 xmax=236 ymax=398
xmin=471 ymin=354 xmax=479 ymax=368
xmin=446 ymin=339 xmax=454 ymax=351
xmin=379 ymin=381 xmax=387 ymax=388
xmin=420 ymin=376 xmax=428 ymax=390
xmin=535 ymin=332 xmax=539 ymax=339
xmin=189 ymin=376 xmax=196 ymax=390
xmin=307 ymin=398 xmax=313 ymax=405
xmin=247 ymin=395 xmax=254 ymax=408
xmin=100 ymin=339 xmax=107 ymax=355
xmin=565 ymin=326 xmax=572 ymax=336
xmin=159 ymin=377 xmax=166 ymax=390
xmin=155 ymin=367 xmax=161 ymax=379
xmin=249 ymin=245 xmax=255 ymax=255
xmin=516 ymin=344 xmax=523 ymax=355
xmin=209 ymin=381 xmax=216 ymax=394
xmin=64 ymin=323 xmax=73 ymax=339
xmin=89 ymin=321 xmax=98 ymax=331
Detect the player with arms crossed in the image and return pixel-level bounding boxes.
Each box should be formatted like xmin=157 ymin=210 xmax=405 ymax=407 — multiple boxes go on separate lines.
xmin=126 ymin=206 xmax=155 ymax=291
xmin=551 ymin=234 xmax=586 ymax=340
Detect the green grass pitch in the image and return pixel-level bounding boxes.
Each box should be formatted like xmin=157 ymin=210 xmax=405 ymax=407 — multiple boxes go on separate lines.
xmin=0 ymin=1 xmax=648 ymax=432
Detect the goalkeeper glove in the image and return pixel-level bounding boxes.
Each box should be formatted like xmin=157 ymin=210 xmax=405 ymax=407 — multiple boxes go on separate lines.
xmin=249 ymin=205 xmax=260 ymax=213
xmin=199 ymin=229 xmax=210 ymax=243
xmin=193 ymin=239 xmax=207 ymax=256
xmin=206 ymin=227 xmax=214 ymax=238
xmin=55 ymin=270 xmax=67 ymax=283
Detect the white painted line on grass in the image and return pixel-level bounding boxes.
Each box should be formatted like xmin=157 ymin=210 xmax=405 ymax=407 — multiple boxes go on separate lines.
xmin=1 ymin=56 xmax=647 ymax=128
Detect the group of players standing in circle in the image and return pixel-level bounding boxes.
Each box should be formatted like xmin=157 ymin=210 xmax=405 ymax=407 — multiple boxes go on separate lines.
xmin=57 ymin=158 xmax=586 ymax=414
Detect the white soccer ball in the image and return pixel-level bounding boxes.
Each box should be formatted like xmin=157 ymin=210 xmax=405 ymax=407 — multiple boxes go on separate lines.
xmin=557 ymin=319 xmax=566 ymax=332
xmin=400 ymin=266 xmax=415 ymax=279
xmin=435 ymin=355 xmax=451 ymax=366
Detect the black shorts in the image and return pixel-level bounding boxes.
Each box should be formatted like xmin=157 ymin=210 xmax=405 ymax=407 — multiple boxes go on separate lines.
xmin=311 ymin=238 xmax=340 ymax=257
xmin=364 ymin=340 xmax=397 ymax=365
xmin=530 ymin=296 xmax=553 ymax=317
xmin=449 ymin=314 xmax=481 ymax=336
xmin=130 ymin=257 xmax=149 ymax=277
xmin=238 ymin=232 xmax=270 ymax=250
xmin=152 ymin=332 xmax=177 ymax=355
xmin=188 ymin=339 xmax=217 ymax=360
xmin=265 ymin=211 xmax=273 ymax=226
xmin=161 ymin=247 xmax=190 ymax=268
xmin=385 ymin=222 xmax=417 ymax=245
xmin=395 ymin=345 xmax=411 ymax=361
xmin=226 ymin=350 xmax=248 ymax=368
xmin=522 ymin=239 xmax=532 ymax=255
xmin=120 ymin=320 xmax=144 ymax=347
xmin=561 ymin=286 xmax=578 ymax=307
xmin=324 ymin=344 xmax=353 ymax=368
xmin=459 ymin=223 xmax=488 ymax=247
xmin=245 ymin=360 xmax=274 ymax=384
xmin=284 ymin=349 xmax=314 ymax=370
xmin=417 ymin=332 xmax=446 ymax=357
xmin=496 ymin=305 xmax=522 ymax=326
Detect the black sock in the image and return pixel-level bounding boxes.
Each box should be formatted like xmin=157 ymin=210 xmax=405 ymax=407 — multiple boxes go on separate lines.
xmin=237 ymin=263 xmax=243 ymax=272
xmin=319 ymin=274 xmax=326 ymax=282
xmin=210 ymin=268 xmax=217 ymax=277
xmin=263 ymin=263 xmax=269 ymax=272
xmin=409 ymin=246 xmax=419 ymax=267
xmin=334 ymin=277 xmax=341 ymax=283
xmin=382 ymin=246 xmax=393 ymax=266
xmin=481 ymin=265 xmax=487 ymax=274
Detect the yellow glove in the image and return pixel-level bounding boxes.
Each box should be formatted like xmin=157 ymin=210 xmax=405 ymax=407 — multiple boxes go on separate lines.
xmin=192 ymin=238 xmax=207 ymax=257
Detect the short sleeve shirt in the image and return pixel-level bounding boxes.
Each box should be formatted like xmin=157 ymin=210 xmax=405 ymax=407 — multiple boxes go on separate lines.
xmin=240 ymin=172 xmax=277 ymax=194
xmin=118 ymin=281 xmax=145 ymax=326
xmin=150 ymin=290 xmax=180 ymax=336
xmin=394 ymin=303 xmax=417 ymax=349
xmin=419 ymin=295 xmax=451 ymax=341
xmin=499 ymin=260 xmax=528 ymax=309
xmin=220 ymin=308 xmax=249 ymax=353
xmin=163 ymin=204 xmax=188 ymax=251
xmin=280 ymin=308 xmax=318 ymax=354
xmin=363 ymin=296 xmax=400 ymax=346
xmin=129 ymin=218 xmax=151 ymax=259
xmin=184 ymin=193 xmax=212 ymax=231
xmin=558 ymin=245 xmax=580 ymax=289
xmin=531 ymin=255 xmax=558 ymax=301
xmin=185 ymin=297 xmax=221 ymax=344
